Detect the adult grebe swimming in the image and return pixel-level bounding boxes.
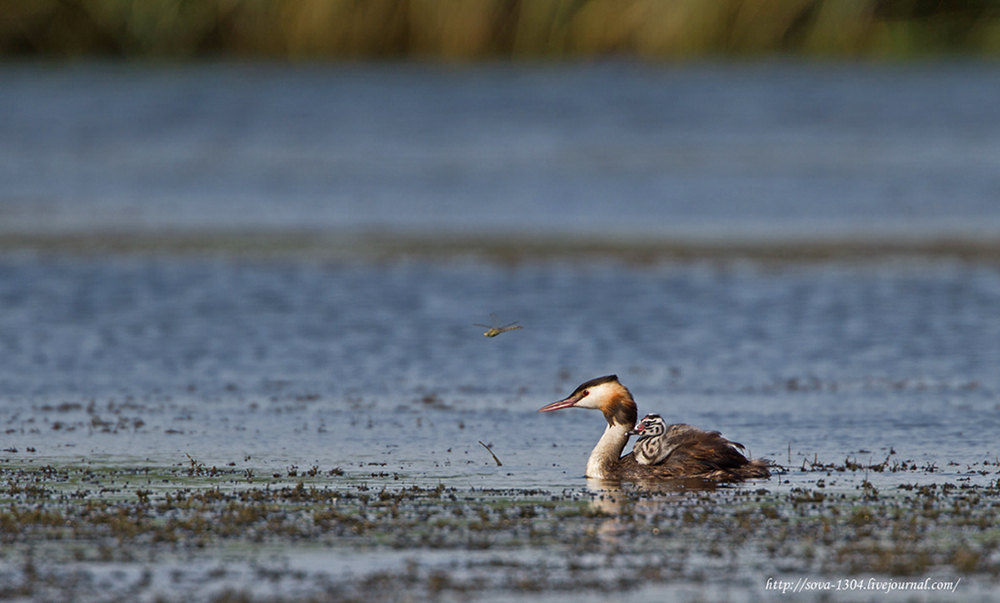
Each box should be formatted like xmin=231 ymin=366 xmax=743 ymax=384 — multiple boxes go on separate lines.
xmin=538 ymin=375 xmax=771 ymax=481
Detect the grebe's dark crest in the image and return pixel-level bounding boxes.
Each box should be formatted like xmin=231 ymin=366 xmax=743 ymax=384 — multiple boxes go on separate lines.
xmin=539 ymin=376 xmax=771 ymax=482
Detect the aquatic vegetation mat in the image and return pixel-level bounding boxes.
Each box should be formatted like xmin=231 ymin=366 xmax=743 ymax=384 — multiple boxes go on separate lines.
xmin=0 ymin=460 xmax=998 ymax=602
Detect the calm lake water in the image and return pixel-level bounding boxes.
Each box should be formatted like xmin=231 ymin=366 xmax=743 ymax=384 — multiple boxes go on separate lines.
xmin=2 ymin=61 xmax=1000 ymax=241
xmin=1 ymin=62 xmax=1000 ymax=602
xmin=1 ymin=256 xmax=998 ymax=476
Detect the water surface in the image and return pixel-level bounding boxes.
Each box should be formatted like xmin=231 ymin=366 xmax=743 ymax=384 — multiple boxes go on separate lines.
xmin=2 ymin=256 xmax=997 ymax=484
xmin=2 ymin=62 xmax=1000 ymax=602
xmin=2 ymin=62 xmax=1000 ymax=243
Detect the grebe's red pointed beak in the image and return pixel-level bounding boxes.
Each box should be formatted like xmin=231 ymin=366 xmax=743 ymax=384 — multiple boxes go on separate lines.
xmin=538 ymin=392 xmax=586 ymax=412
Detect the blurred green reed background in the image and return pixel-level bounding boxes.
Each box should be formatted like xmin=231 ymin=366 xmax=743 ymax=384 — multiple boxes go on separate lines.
xmin=1 ymin=0 xmax=999 ymax=59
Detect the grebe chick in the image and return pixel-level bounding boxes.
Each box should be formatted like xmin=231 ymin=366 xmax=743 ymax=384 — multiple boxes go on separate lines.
xmin=630 ymin=414 xmax=676 ymax=465
xmin=538 ymin=375 xmax=770 ymax=482
xmin=631 ymin=413 xmax=754 ymax=469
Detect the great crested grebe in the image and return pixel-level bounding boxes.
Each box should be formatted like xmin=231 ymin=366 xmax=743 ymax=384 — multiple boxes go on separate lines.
xmin=538 ymin=375 xmax=771 ymax=481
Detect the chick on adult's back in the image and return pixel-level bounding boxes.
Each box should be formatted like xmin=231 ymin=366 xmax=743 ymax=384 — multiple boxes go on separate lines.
xmin=538 ymin=375 xmax=770 ymax=482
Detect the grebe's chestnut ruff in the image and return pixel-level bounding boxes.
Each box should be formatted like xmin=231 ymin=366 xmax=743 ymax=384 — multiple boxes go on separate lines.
xmin=539 ymin=375 xmax=771 ymax=481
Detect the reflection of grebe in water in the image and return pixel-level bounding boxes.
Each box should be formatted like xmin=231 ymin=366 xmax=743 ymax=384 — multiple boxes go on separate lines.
xmin=538 ymin=375 xmax=771 ymax=482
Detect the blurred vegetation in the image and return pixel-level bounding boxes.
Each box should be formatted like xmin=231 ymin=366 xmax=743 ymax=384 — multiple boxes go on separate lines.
xmin=1 ymin=0 xmax=999 ymax=60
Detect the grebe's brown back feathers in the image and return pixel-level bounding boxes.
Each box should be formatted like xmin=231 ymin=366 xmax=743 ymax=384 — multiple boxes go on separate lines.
xmin=621 ymin=423 xmax=770 ymax=481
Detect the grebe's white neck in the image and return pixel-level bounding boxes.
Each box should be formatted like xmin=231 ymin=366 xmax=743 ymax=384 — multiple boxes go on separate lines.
xmin=585 ymin=423 xmax=631 ymax=480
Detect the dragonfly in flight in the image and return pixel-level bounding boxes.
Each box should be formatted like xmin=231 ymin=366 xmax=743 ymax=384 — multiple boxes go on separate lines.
xmin=475 ymin=313 xmax=523 ymax=338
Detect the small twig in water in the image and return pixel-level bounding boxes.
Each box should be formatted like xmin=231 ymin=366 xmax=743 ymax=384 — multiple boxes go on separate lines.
xmin=479 ymin=441 xmax=502 ymax=467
